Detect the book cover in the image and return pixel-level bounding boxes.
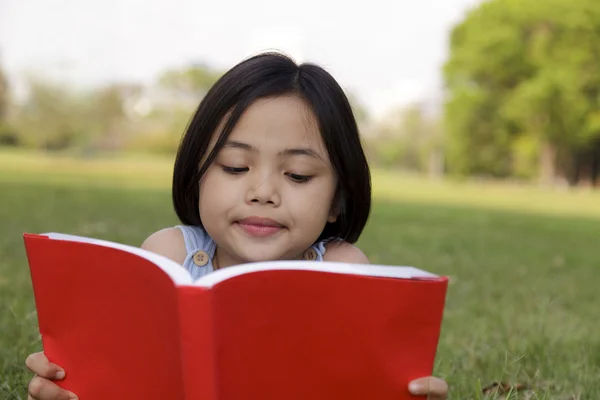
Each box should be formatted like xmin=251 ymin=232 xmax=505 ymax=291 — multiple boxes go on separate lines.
xmin=23 ymin=232 xmax=449 ymax=400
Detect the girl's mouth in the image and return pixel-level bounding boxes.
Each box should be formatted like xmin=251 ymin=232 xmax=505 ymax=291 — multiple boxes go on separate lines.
xmin=236 ymin=217 xmax=285 ymax=237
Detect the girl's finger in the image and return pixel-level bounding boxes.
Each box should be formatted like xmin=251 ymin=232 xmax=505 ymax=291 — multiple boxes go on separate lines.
xmin=25 ymin=352 xmax=65 ymax=380
xmin=27 ymin=375 xmax=77 ymax=400
xmin=408 ymin=377 xmax=448 ymax=397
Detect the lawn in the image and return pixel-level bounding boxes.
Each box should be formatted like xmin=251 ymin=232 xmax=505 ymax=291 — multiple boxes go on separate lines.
xmin=1 ymin=150 xmax=599 ymax=399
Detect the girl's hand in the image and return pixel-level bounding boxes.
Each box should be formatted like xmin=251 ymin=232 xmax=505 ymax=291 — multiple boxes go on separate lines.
xmin=24 ymin=352 xmax=447 ymax=400
xmin=408 ymin=376 xmax=448 ymax=399
xmin=25 ymin=352 xmax=78 ymax=400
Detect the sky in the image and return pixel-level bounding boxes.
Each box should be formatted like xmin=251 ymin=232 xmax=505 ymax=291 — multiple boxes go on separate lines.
xmin=0 ymin=0 xmax=483 ymax=119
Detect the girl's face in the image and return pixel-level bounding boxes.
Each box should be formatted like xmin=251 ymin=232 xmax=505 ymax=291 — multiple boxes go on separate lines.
xmin=198 ymin=94 xmax=338 ymax=267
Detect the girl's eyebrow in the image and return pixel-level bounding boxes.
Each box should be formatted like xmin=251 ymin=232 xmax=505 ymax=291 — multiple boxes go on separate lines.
xmin=223 ymin=140 xmax=253 ymax=151
xmin=282 ymin=148 xmax=323 ymax=161
xmin=224 ymin=140 xmax=325 ymax=161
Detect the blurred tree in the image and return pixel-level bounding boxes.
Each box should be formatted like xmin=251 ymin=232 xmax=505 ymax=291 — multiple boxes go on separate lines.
xmin=367 ymin=103 xmax=443 ymax=175
xmin=131 ymin=63 xmax=225 ymax=155
xmin=0 ymin=59 xmax=19 ymax=146
xmin=346 ymin=91 xmax=371 ymax=133
xmin=11 ymin=62 xmax=226 ymax=155
xmin=158 ymin=62 xmax=223 ymax=101
xmin=444 ymin=0 xmax=600 ymax=186
xmin=13 ymin=78 xmax=135 ymax=153
xmin=14 ymin=79 xmax=84 ymax=151
xmin=82 ymin=83 xmax=137 ymax=152
xmin=0 ymin=62 xmax=8 ymax=121
xmin=397 ymin=104 xmax=431 ymax=171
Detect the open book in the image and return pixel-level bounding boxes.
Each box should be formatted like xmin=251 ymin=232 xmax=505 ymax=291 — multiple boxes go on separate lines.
xmin=23 ymin=232 xmax=449 ymax=400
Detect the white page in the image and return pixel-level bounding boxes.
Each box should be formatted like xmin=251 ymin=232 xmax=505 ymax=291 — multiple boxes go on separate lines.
xmin=192 ymin=260 xmax=439 ymax=288
xmin=43 ymin=232 xmax=193 ymax=285
xmin=42 ymin=233 xmax=438 ymax=288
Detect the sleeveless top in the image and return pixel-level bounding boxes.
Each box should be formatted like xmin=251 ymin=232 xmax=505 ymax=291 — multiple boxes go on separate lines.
xmin=176 ymin=225 xmax=329 ymax=280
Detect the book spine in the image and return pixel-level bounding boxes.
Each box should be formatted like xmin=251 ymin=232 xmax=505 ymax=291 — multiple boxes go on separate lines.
xmin=178 ymin=286 xmax=218 ymax=400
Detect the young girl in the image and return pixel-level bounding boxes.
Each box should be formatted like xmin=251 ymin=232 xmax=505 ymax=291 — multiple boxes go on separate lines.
xmin=24 ymin=52 xmax=448 ymax=400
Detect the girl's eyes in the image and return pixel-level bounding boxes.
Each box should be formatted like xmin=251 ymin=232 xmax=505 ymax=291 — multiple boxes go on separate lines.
xmin=220 ymin=166 xmax=313 ymax=183
xmin=285 ymin=172 xmax=313 ymax=183
xmin=221 ymin=166 xmax=248 ymax=174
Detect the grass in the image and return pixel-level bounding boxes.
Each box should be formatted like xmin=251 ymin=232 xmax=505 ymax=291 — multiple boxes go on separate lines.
xmin=1 ymin=149 xmax=599 ymax=399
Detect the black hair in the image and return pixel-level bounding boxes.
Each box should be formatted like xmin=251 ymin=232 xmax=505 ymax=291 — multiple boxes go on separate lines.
xmin=172 ymin=52 xmax=371 ymax=243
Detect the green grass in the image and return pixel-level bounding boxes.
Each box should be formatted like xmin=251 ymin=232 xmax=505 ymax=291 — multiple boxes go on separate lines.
xmin=1 ymin=150 xmax=599 ymax=399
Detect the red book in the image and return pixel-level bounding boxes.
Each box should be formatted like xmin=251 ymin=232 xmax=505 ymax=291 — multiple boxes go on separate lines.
xmin=23 ymin=232 xmax=448 ymax=400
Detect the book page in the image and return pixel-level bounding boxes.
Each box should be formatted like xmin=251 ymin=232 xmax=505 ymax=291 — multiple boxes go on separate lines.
xmin=193 ymin=260 xmax=439 ymax=288
xmin=40 ymin=233 xmax=440 ymax=289
xmin=43 ymin=232 xmax=193 ymax=285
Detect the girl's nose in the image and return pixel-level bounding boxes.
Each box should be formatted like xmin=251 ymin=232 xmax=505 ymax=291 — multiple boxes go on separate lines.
xmin=245 ymin=173 xmax=281 ymax=206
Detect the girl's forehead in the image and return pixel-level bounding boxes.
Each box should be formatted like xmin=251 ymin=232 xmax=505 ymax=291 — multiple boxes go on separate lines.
xmin=227 ymin=96 xmax=325 ymax=148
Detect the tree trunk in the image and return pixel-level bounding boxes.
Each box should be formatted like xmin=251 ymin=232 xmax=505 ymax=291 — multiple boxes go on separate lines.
xmin=539 ymin=141 xmax=557 ymax=185
xmin=428 ymin=148 xmax=444 ymax=180
xmin=591 ymin=148 xmax=600 ymax=188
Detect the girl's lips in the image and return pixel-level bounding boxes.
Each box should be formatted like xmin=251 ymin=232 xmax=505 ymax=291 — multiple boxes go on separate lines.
xmin=236 ymin=217 xmax=285 ymax=237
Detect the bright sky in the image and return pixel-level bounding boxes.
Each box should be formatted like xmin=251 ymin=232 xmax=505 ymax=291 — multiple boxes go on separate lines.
xmin=0 ymin=0 xmax=482 ymax=119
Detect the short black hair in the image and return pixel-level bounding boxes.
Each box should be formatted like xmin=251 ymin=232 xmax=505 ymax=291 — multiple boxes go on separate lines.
xmin=172 ymin=52 xmax=371 ymax=244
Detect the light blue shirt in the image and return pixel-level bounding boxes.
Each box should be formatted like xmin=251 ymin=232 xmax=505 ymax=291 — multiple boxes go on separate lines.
xmin=176 ymin=225 xmax=329 ymax=280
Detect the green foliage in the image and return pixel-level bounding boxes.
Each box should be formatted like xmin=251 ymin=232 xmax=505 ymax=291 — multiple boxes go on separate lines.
xmin=0 ymin=122 xmax=20 ymax=147
xmin=510 ymin=134 xmax=540 ymax=179
xmin=10 ymin=79 xmax=133 ymax=153
xmin=444 ymin=0 xmax=600 ymax=181
xmin=124 ymin=128 xmax=181 ymax=156
xmin=0 ymin=63 xmax=225 ymax=156
xmin=13 ymin=80 xmax=86 ymax=151
xmin=0 ymin=63 xmax=9 ymax=122
xmin=346 ymin=91 xmax=371 ymax=130
xmin=158 ymin=63 xmax=223 ymax=98
xmin=122 ymin=63 xmax=225 ymax=156
xmin=367 ymin=104 xmax=444 ymax=174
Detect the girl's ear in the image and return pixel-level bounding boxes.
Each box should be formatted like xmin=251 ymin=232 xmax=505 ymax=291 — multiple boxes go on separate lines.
xmin=327 ymin=190 xmax=343 ymax=223
xmin=327 ymin=209 xmax=338 ymax=223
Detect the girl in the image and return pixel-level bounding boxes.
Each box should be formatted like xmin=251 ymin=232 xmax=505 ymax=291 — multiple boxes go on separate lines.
xmin=24 ymin=52 xmax=448 ymax=400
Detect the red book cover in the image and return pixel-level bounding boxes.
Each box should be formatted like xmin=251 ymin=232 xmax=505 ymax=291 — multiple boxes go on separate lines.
xmin=23 ymin=232 xmax=449 ymax=400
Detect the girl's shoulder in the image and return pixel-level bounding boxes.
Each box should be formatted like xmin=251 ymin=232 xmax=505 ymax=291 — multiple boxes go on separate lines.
xmin=322 ymin=239 xmax=370 ymax=264
xmin=141 ymin=224 xmax=215 ymax=262
xmin=140 ymin=226 xmax=369 ymax=266
xmin=141 ymin=225 xmax=216 ymax=280
xmin=140 ymin=226 xmax=189 ymax=265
